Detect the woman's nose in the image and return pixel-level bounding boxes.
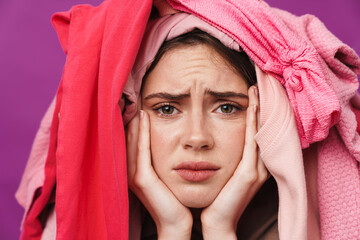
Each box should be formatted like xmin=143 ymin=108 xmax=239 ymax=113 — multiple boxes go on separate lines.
xmin=181 ymin=113 xmax=214 ymax=151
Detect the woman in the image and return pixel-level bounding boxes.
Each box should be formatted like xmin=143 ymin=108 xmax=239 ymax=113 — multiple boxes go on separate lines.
xmin=16 ymin=0 xmax=360 ymax=239
xmin=126 ymin=27 xmax=272 ymax=239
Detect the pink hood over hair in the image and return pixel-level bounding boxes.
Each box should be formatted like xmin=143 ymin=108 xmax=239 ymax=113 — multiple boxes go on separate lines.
xmin=15 ymin=0 xmax=360 ymax=239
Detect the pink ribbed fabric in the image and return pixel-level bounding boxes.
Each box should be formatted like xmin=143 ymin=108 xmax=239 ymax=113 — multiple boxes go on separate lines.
xmin=255 ymin=66 xmax=309 ymax=239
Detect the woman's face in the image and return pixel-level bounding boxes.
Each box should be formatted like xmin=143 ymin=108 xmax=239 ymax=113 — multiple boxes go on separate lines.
xmin=141 ymin=44 xmax=249 ymax=208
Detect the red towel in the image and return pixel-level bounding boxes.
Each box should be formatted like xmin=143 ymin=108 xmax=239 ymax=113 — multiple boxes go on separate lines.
xmin=20 ymin=1 xmax=152 ymax=239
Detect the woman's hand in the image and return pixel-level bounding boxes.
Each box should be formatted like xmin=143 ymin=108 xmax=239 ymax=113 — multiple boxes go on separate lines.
xmin=200 ymin=86 xmax=269 ymax=240
xmin=126 ymin=110 xmax=193 ymax=240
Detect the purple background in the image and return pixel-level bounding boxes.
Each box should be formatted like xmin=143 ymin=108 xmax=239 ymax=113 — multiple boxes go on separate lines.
xmin=0 ymin=0 xmax=359 ymax=238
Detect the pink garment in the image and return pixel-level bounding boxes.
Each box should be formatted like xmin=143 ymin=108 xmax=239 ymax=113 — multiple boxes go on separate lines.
xmin=255 ymin=66 xmax=315 ymax=239
xmin=273 ymin=9 xmax=360 ymax=239
xmin=15 ymin=97 xmax=55 ymax=228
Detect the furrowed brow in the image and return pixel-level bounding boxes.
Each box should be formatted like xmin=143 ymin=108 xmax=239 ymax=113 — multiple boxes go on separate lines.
xmin=205 ymin=90 xmax=248 ymax=99
xmin=143 ymin=92 xmax=190 ymax=101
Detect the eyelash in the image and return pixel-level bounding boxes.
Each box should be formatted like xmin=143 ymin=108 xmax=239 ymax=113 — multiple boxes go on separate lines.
xmin=153 ymin=102 xmax=245 ymax=117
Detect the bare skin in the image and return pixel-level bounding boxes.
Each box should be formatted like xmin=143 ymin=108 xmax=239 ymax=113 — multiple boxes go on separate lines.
xmin=126 ymin=44 xmax=268 ymax=239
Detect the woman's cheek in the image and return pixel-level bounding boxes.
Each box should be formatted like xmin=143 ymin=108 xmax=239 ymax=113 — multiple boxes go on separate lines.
xmin=215 ymin=121 xmax=246 ymax=167
xmin=149 ymin=119 xmax=181 ymax=171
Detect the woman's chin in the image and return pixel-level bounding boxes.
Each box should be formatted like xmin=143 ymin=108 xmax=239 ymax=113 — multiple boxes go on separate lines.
xmin=181 ymin=199 xmax=213 ymax=208
xmin=174 ymin=187 xmax=219 ymax=208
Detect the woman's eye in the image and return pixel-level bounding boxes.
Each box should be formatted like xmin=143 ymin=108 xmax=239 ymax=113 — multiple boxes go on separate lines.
xmin=220 ymin=104 xmax=233 ymax=113
xmin=215 ymin=104 xmax=238 ymax=114
xmin=157 ymin=105 xmax=178 ymax=115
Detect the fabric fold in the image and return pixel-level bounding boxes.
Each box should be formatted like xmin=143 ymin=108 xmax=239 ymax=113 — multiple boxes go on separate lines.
xmin=255 ymin=66 xmax=311 ymax=239
xmin=15 ymin=98 xmax=55 ymax=229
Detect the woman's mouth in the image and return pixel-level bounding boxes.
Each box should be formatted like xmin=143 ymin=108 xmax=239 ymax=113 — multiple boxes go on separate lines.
xmin=174 ymin=161 xmax=220 ymax=182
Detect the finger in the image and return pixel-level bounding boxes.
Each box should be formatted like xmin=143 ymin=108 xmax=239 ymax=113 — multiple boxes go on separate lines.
xmin=126 ymin=113 xmax=140 ymax=186
xmin=239 ymin=85 xmax=259 ymax=170
xmin=257 ymin=154 xmax=270 ymax=181
xmin=250 ymin=86 xmax=269 ymax=180
xmin=136 ymin=110 xmax=152 ymax=174
xmin=129 ymin=111 xmax=192 ymax=227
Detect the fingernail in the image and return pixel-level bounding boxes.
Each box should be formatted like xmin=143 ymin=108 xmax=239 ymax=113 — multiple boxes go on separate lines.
xmin=254 ymin=86 xmax=258 ymax=97
xmin=140 ymin=110 xmax=144 ymax=119
xmin=253 ymin=105 xmax=257 ymax=113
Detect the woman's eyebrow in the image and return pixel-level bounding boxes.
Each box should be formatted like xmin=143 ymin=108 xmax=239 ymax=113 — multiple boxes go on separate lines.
xmin=143 ymin=92 xmax=190 ymax=100
xmin=205 ymin=90 xmax=248 ymax=99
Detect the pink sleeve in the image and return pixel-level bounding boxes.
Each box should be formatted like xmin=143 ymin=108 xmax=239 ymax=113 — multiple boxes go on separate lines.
xmin=255 ymin=66 xmax=320 ymax=239
xmin=15 ymin=97 xmax=56 ymax=229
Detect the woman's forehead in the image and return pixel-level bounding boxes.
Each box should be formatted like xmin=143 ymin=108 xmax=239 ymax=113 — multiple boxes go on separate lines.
xmin=142 ymin=44 xmax=249 ymax=95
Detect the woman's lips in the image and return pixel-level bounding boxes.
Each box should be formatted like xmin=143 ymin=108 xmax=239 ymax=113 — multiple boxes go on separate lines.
xmin=174 ymin=161 xmax=220 ymax=182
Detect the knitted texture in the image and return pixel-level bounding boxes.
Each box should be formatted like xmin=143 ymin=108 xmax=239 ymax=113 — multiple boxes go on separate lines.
xmin=272 ymin=9 xmax=360 ymax=239
xmin=255 ymin=67 xmax=308 ymax=239
xmin=318 ymin=129 xmax=360 ymax=239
